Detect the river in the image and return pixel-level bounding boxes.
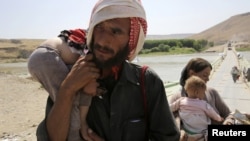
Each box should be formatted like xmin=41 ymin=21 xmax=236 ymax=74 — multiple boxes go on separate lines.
xmin=1 ymin=51 xmax=250 ymax=83
xmin=136 ymin=51 xmax=250 ymax=83
xmin=135 ymin=53 xmax=221 ymax=82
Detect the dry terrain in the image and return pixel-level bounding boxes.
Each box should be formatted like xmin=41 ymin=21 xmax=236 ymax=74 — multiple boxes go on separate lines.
xmin=0 ymin=43 xmax=231 ymax=141
xmin=0 ymin=41 xmax=248 ymax=141
xmin=0 ymin=46 xmax=225 ymax=141
xmin=0 ymin=73 xmax=47 ymax=141
xmin=1 ymin=11 xmax=250 ymax=141
xmin=190 ymin=12 xmax=250 ymax=44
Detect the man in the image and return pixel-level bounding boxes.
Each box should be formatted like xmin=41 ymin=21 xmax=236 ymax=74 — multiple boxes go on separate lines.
xmin=37 ymin=0 xmax=180 ymax=140
xmin=230 ymin=66 xmax=240 ymax=83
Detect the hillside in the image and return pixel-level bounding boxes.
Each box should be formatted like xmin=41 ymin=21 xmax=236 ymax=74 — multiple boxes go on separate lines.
xmin=146 ymin=34 xmax=194 ymax=40
xmin=189 ymin=12 xmax=250 ymax=45
xmin=0 ymin=39 xmax=44 ymax=62
xmin=0 ymin=12 xmax=250 ymax=61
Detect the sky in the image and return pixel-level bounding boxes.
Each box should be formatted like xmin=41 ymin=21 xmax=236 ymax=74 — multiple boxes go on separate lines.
xmin=1 ymin=0 xmax=250 ymax=39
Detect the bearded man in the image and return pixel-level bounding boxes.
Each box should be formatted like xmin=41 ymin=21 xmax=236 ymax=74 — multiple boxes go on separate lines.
xmin=35 ymin=0 xmax=180 ymax=141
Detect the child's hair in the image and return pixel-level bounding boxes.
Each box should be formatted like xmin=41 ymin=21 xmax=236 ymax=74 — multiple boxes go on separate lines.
xmin=184 ymin=76 xmax=206 ymax=98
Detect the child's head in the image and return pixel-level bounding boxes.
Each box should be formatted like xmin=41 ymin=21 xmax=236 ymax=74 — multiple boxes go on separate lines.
xmin=184 ymin=76 xmax=206 ymax=99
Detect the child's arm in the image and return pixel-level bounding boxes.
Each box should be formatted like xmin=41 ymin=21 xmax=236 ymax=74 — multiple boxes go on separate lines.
xmin=205 ymin=102 xmax=224 ymax=122
xmin=80 ymin=105 xmax=92 ymax=141
xmin=169 ymin=97 xmax=183 ymax=112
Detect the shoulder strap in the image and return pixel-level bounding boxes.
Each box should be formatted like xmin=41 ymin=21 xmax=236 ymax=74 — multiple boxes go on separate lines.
xmin=140 ymin=65 xmax=149 ymax=139
xmin=140 ymin=65 xmax=148 ymax=119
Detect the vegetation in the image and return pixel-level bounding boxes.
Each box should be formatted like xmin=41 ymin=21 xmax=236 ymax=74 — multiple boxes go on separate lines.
xmin=139 ymin=39 xmax=213 ymax=55
xmin=0 ymin=38 xmax=212 ymax=62
xmin=235 ymin=43 xmax=250 ymax=51
xmin=0 ymin=39 xmax=44 ymax=63
xmin=0 ymin=38 xmax=250 ymax=63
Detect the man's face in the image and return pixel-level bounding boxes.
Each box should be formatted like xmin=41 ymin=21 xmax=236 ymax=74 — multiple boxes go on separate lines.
xmin=91 ymin=18 xmax=131 ymax=69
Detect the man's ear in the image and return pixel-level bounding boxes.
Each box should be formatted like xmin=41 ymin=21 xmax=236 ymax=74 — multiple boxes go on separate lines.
xmin=127 ymin=49 xmax=136 ymax=61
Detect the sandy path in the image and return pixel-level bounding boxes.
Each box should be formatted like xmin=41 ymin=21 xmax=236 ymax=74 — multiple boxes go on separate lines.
xmin=204 ymin=45 xmax=225 ymax=52
xmin=0 ymin=73 xmax=47 ymax=141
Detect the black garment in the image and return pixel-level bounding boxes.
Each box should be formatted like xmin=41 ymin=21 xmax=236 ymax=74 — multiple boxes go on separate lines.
xmin=37 ymin=62 xmax=180 ymax=141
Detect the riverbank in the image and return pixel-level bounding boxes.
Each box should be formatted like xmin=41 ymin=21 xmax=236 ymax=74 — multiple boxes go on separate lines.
xmin=0 ymin=73 xmax=47 ymax=140
xmin=0 ymin=52 xmax=220 ymax=141
xmin=0 ymin=47 xmax=249 ymax=140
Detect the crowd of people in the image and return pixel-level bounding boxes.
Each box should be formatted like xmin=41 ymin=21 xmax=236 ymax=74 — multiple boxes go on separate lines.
xmin=27 ymin=0 xmax=250 ymax=141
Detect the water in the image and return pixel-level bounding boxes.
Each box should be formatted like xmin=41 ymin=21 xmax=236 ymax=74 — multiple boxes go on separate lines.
xmin=135 ymin=53 xmax=221 ymax=83
xmin=239 ymin=51 xmax=250 ymax=61
xmin=1 ymin=51 xmax=250 ymax=82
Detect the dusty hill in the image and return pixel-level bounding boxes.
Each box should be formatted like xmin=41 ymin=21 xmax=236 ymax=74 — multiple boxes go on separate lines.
xmin=0 ymin=12 xmax=250 ymax=61
xmin=189 ymin=12 xmax=250 ymax=45
xmin=146 ymin=34 xmax=194 ymax=40
xmin=0 ymin=39 xmax=44 ymax=62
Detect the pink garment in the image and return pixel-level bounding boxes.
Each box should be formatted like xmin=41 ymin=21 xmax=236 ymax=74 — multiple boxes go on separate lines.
xmin=170 ymin=97 xmax=222 ymax=134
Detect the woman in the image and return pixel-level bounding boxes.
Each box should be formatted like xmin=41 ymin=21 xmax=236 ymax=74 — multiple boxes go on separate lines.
xmin=169 ymin=58 xmax=232 ymax=140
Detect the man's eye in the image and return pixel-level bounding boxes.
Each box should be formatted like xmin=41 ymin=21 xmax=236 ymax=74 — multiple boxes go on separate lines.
xmin=95 ymin=24 xmax=103 ymax=30
xmin=111 ymin=28 xmax=122 ymax=35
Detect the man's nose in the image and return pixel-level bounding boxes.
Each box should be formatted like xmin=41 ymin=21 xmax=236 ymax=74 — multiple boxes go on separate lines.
xmin=97 ymin=30 xmax=114 ymax=48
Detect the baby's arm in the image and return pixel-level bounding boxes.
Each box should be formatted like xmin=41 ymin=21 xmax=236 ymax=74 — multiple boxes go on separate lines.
xmin=80 ymin=105 xmax=91 ymax=141
xmin=205 ymin=103 xmax=224 ymax=122
xmin=169 ymin=97 xmax=183 ymax=112
xmin=79 ymin=80 xmax=99 ymax=141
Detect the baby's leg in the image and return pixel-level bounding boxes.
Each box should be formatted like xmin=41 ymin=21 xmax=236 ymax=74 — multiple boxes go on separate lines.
xmin=79 ymin=94 xmax=92 ymax=140
xmin=28 ymin=47 xmax=83 ymax=140
xmin=28 ymin=47 xmax=69 ymax=101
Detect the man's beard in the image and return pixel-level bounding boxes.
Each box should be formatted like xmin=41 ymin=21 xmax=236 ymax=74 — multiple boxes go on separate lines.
xmin=90 ymin=43 xmax=130 ymax=69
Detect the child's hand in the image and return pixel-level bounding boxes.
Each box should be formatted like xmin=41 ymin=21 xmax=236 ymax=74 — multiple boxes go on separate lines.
xmin=83 ymin=80 xmax=99 ymax=96
xmin=220 ymin=117 xmax=224 ymax=122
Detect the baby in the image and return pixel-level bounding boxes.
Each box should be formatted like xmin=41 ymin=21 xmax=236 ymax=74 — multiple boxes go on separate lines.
xmin=28 ymin=29 xmax=97 ymax=141
xmin=170 ymin=76 xmax=223 ymax=139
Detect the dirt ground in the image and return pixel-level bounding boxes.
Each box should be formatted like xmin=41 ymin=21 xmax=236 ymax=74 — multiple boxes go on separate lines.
xmin=204 ymin=44 xmax=225 ymax=52
xmin=0 ymin=73 xmax=47 ymax=141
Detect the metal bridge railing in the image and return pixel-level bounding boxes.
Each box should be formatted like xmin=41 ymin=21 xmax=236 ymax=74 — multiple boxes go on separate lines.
xmin=164 ymin=56 xmax=224 ymax=88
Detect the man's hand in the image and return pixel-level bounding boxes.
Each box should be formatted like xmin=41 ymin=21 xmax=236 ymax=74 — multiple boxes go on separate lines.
xmin=83 ymin=80 xmax=100 ymax=96
xmin=61 ymin=54 xmax=100 ymax=93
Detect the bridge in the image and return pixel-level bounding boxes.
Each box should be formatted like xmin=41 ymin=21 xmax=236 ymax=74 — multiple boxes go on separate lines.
xmin=165 ymin=44 xmax=250 ymax=113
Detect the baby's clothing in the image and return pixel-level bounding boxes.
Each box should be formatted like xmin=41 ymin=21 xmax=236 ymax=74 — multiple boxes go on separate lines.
xmin=28 ymin=45 xmax=91 ymax=141
xmin=170 ymin=97 xmax=222 ymax=134
xmin=40 ymin=37 xmax=80 ymax=64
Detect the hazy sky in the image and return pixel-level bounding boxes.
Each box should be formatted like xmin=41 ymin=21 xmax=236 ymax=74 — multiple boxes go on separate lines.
xmin=1 ymin=0 xmax=250 ymax=39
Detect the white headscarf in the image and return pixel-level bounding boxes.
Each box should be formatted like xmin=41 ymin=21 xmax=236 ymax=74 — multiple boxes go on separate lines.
xmin=87 ymin=0 xmax=147 ymax=61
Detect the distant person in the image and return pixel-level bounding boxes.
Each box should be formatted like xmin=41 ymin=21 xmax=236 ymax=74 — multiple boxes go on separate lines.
xmin=28 ymin=29 xmax=99 ymax=141
xmin=219 ymin=53 xmax=225 ymax=60
xmin=170 ymin=76 xmax=223 ymax=140
xmin=237 ymin=52 xmax=241 ymax=58
xmin=230 ymin=66 xmax=240 ymax=83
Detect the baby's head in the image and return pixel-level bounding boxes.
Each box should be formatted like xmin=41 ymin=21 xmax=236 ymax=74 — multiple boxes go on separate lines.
xmin=184 ymin=76 xmax=206 ymax=99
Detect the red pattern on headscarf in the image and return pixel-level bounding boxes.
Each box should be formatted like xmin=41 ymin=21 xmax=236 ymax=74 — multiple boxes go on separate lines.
xmin=129 ymin=17 xmax=147 ymax=52
xmin=89 ymin=1 xmax=148 ymax=80
xmin=69 ymin=29 xmax=86 ymax=44
xmin=111 ymin=18 xmax=147 ymax=80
